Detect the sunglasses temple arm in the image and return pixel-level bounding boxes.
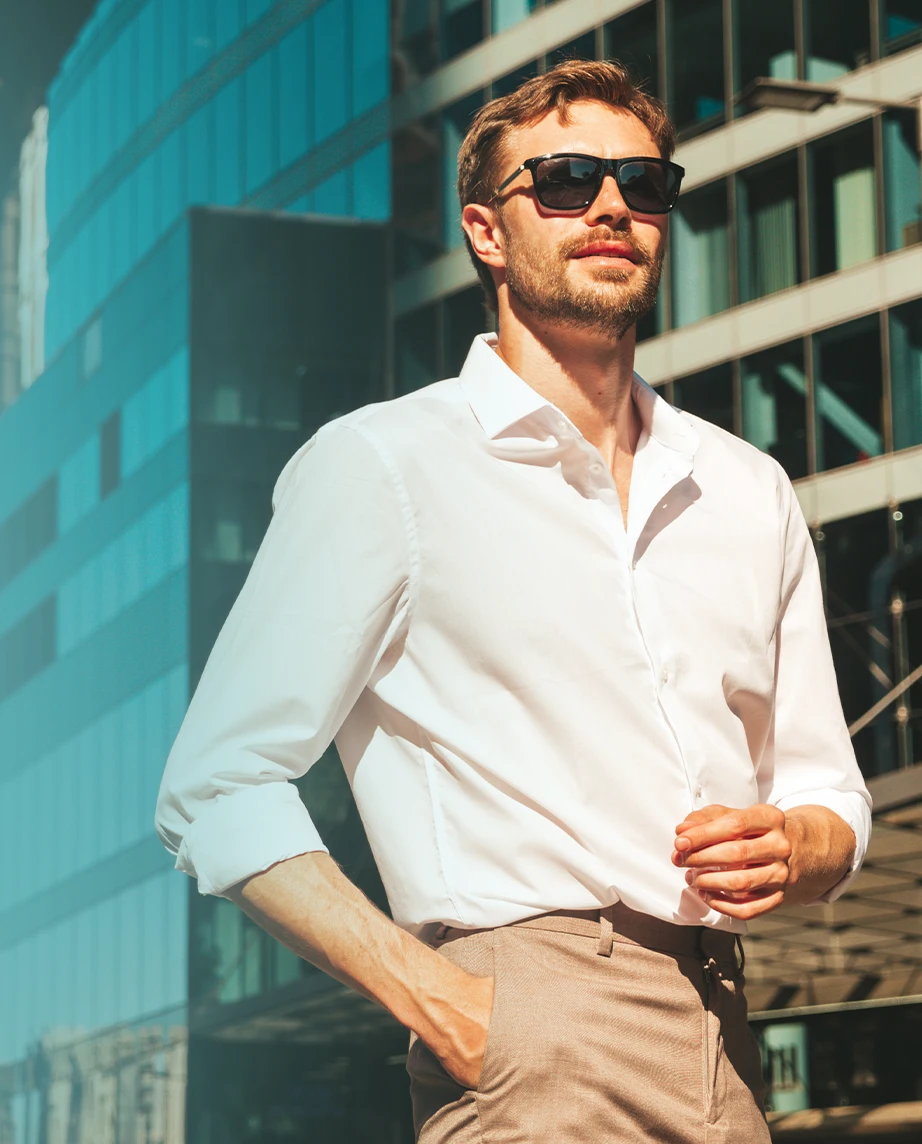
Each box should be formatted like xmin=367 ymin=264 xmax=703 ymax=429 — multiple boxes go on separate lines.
xmin=494 ymin=163 xmax=529 ymax=195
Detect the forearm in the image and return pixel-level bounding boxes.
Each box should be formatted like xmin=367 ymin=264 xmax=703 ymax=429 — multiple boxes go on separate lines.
xmin=225 ymin=851 xmax=485 ymax=1057
xmin=783 ymin=804 xmax=857 ymax=905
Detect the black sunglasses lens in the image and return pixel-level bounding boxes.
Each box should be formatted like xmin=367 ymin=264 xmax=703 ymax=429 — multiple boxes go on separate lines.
xmin=617 ymin=161 xmax=679 ymax=213
xmin=533 ymin=156 xmax=602 ymax=210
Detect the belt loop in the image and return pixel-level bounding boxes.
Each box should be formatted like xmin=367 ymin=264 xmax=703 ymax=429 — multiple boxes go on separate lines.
xmin=735 ymin=935 xmax=746 ymax=976
xmin=597 ymin=906 xmax=614 ymax=957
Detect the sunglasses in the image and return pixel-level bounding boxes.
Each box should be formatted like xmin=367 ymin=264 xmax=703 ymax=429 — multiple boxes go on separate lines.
xmin=494 ymin=153 xmax=685 ymax=215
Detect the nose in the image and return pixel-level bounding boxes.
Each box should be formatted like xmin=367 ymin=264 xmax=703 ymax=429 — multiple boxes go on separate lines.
xmin=584 ymin=171 xmax=633 ymax=229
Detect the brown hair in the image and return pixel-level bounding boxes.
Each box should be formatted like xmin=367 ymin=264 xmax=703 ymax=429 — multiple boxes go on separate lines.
xmin=456 ymin=59 xmax=676 ymax=311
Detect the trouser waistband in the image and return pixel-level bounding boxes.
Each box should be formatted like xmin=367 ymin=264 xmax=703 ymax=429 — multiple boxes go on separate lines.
xmin=432 ymin=901 xmax=744 ymax=969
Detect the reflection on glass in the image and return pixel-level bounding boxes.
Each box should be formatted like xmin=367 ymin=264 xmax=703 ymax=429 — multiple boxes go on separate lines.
xmin=392 ymin=0 xmax=440 ymax=90
xmin=672 ymin=363 xmax=734 ymax=433
xmin=819 ymin=510 xmax=891 ymax=777
xmin=809 ymin=124 xmax=877 ymax=276
xmin=814 ymin=316 xmax=883 ymax=471
xmin=881 ymin=0 xmax=922 ymax=54
xmin=214 ymin=77 xmax=243 ymax=205
xmin=245 ymin=52 xmax=274 ymax=194
xmin=666 ymin=0 xmax=725 ymax=134
xmin=492 ymin=59 xmax=538 ymax=99
xmin=278 ymin=24 xmax=311 ymax=170
xmin=442 ymin=93 xmax=482 ymax=249
xmin=804 ymin=0 xmax=871 ymax=80
xmin=442 ymin=0 xmax=484 ymax=60
xmin=738 ymin=153 xmax=800 ymax=302
xmin=890 ymin=300 xmax=922 ymax=451
xmin=547 ymin=33 xmax=596 ymax=70
xmin=493 ymin=0 xmax=538 ymax=34
xmin=671 ymin=181 xmax=731 ymax=327
xmin=604 ymin=1 xmax=659 ymax=94
xmin=392 ymin=116 xmax=442 ymax=273
xmin=883 ymin=111 xmax=922 ymax=252
xmin=733 ymin=0 xmax=796 ymax=97
xmin=396 ymin=304 xmax=440 ymax=394
xmin=741 ymin=341 xmax=808 ymax=479
xmin=444 ymin=286 xmax=489 ymax=376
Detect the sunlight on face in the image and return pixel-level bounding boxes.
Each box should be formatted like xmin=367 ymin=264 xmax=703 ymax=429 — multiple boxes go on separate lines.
xmin=495 ymin=102 xmax=669 ymax=339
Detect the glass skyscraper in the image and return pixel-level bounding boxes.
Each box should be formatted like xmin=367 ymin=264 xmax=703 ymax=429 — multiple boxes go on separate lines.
xmin=1 ymin=1 xmax=921 ymax=1140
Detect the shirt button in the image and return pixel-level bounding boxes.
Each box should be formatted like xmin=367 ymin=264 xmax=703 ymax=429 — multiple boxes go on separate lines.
xmin=695 ymin=786 xmax=703 ymax=801
xmin=660 ymin=667 xmax=669 ymax=684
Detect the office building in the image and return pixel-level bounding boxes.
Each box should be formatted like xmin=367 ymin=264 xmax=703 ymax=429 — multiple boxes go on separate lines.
xmin=0 ymin=1 xmax=921 ymax=1140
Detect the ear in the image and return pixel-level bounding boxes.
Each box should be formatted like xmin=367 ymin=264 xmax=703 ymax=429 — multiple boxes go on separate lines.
xmin=461 ymin=202 xmax=506 ymax=272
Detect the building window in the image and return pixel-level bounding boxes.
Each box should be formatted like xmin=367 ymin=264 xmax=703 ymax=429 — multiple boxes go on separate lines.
xmin=604 ymin=2 xmax=659 ymax=95
xmin=672 ymin=362 xmax=735 ymax=434
xmin=880 ymin=1 xmax=922 ymax=55
xmin=882 ymin=110 xmax=922 ymax=253
xmin=813 ymin=316 xmax=884 ymax=472
xmin=214 ymin=77 xmax=243 ymax=205
xmin=741 ymin=341 xmax=808 ymax=480
xmin=0 ymin=477 xmax=58 ymax=591
xmin=809 ymin=123 xmax=877 ymax=278
xmin=442 ymin=94 xmax=483 ymax=249
xmin=671 ymin=180 xmax=731 ymax=327
xmin=392 ymin=117 xmax=442 ymax=274
xmin=889 ymin=300 xmax=922 ymax=452
xmin=732 ymin=0 xmax=797 ymax=98
xmin=492 ymin=0 xmax=538 ymax=35
xmin=818 ymin=509 xmax=891 ymax=777
xmin=83 ymin=315 xmax=103 ymax=380
xmin=244 ymin=51 xmax=275 ymax=195
xmin=396 ymin=304 xmax=440 ymax=394
xmin=0 ymin=597 xmax=56 ymax=702
xmin=392 ymin=0 xmax=440 ymax=91
xmin=737 ymin=152 xmax=800 ymax=302
xmin=278 ymin=24 xmax=311 ymax=168
xmin=491 ymin=59 xmax=538 ymax=99
xmin=442 ymin=0 xmax=484 ymax=61
xmin=100 ymin=409 xmax=121 ymax=499
xmin=666 ymin=0 xmax=725 ymax=136
xmin=547 ymin=33 xmax=596 ymax=70
xmin=804 ymin=0 xmax=872 ymax=80
xmin=444 ymin=287 xmax=490 ymax=376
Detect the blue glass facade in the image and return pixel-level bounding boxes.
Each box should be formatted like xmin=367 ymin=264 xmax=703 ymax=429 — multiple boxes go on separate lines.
xmin=1 ymin=0 xmax=921 ymax=1137
xmin=44 ymin=0 xmax=390 ymax=360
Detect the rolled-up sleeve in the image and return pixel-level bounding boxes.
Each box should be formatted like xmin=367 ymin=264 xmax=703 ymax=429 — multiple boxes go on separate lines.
xmin=757 ymin=470 xmax=872 ymax=904
xmin=154 ymin=421 xmax=413 ymax=896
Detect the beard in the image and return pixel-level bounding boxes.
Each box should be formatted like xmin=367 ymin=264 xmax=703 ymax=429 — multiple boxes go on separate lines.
xmin=502 ymin=223 xmax=664 ymax=341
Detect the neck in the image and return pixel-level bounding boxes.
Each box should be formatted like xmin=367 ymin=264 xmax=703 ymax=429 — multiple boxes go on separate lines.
xmin=493 ymin=298 xmax=642 ymax=469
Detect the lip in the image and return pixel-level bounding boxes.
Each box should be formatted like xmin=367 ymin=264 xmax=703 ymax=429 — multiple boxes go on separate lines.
xmin=572 ymin=242 xmax=637 ymax=261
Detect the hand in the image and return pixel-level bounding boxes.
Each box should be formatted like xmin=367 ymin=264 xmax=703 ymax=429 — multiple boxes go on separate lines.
xmin=672 ymin=803 xmax=793 ymax=920
xmin=428 ymin=970 xmax=495 ymax=1089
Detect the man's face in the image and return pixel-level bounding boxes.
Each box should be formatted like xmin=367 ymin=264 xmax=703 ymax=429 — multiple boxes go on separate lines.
xmin=492 ymin=101 xmax=669 ymax=340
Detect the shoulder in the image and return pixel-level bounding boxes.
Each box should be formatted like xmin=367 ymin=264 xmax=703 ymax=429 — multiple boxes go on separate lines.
xmin=680 ymin=411 xmax=797 ymax=524
xmin=271 ymin=379 xmax=467 ymax=508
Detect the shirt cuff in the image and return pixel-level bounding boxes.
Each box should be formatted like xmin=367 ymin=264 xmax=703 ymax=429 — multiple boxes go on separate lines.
xmin=174 ymin=781 xmax=329 ymax=897
xmin=772 ymin=788 xmax=872 ymax=904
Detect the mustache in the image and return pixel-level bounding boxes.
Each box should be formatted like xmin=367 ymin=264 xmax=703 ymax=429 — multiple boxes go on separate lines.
xmin=558 ymin=229 xmax=653 ymax=266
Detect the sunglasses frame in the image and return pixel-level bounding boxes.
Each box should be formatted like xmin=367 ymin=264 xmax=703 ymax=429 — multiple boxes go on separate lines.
xmin=494 ymin=153 xmax=686 ymax=215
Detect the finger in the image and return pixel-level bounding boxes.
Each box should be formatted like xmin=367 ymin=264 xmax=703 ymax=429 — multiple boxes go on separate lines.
xmin=674 ymin=804 xmax=785 ymax=854
xmin=687 ymin=861 xmax=789 ymax=896
xmin=674 ymin=805 xmax=729 ymax=835
xmin=697 ymin=888 xmax=786 ymax=921
xmin=674 ymin=830 xmax=792 ymax=869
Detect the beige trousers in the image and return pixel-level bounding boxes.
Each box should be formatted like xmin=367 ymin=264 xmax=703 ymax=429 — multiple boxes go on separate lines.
xmin=407 ymin=902 xmax=770 ymax=1143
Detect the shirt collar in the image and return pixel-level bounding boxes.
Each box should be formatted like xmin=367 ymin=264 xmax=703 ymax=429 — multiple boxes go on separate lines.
xmin=458 ymin=332 xmax=699 ymax=460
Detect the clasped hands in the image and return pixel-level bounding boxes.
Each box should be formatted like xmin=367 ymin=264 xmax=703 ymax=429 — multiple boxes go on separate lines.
xmin=672 ymin=802 xmax=793 ymax=920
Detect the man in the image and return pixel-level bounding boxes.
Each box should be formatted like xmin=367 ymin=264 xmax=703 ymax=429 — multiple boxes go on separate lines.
xmin=156 ymin=61 xmax=871 ymax=1142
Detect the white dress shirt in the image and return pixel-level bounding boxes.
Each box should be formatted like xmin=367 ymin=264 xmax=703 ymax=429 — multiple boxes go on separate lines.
xmin=156 ymin=333 xmax=872 ymax=936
